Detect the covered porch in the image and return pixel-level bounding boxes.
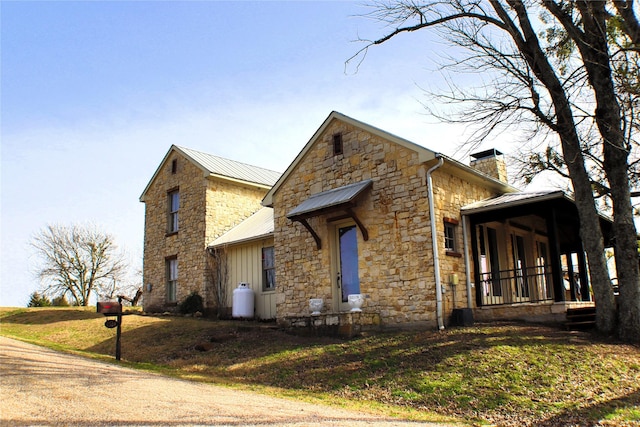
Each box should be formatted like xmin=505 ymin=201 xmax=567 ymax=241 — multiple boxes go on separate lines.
xmin=462 ymin=191 xmax=614 ymax=319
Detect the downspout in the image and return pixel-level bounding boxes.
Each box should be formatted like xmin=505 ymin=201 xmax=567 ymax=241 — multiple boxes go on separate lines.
xmin=462 ymin=214 xmax=473 ymax=309
xmin=426 ymin=155 xmax=445 ymax=330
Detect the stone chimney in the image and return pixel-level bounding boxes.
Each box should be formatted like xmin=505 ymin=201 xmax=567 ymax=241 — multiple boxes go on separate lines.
xmin=470 ymin=149 xmax=508 ymax=183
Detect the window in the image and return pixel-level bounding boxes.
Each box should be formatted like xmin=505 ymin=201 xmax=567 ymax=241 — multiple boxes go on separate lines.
xmin=168 ymin=189 xmax=179 ymax=233
xmin=262 ymin=247 xmax=276 ymax=291
xmin=333 ymin=133 xmax=343 ymax=155
xmin=171 ymin=159 xmax=178 ymax=174
xmin=444 ymin=217 xmax=459 ymax=253
xmin=166 ymin=257 xmax=178 ymax=303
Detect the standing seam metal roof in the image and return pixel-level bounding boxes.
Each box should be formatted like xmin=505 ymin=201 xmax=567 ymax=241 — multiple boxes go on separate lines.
xmin=177 ymin=146 xmax=282 ymax=187
xmin=286 ymin=180 xmax=373 ymax=218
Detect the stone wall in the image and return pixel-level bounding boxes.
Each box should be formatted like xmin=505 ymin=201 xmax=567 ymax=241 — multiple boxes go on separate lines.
xmin=473 ymin=301 xmax=573 ymax=324
xmin=142 ymin=150 xmax=268 ymax=312
xmin=278 ymin=312 xmax=382 ymax=338
xmin=432 ymin=170 xmax=495 ymax=316
xmin=272 ymin=119 xmax=499 ymax=327
xmin=142 ymin=151 xmax=207 ymax=311
xmin=205 ymin=179 xmax=267 ymax=244
xmin=469 ymin=154 xmax=508 ymax=183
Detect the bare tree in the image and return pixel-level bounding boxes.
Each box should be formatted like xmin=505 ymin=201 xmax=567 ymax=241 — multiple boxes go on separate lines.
xmin=100 ymin=266 xmax=143 ymax=306
xmin=206 ymin=247 xmax=229 ymax=318
xmin=350 ymin=0 xmax=639 ymax=340
xmin=31 ymin=223 xmax=128 ymax=306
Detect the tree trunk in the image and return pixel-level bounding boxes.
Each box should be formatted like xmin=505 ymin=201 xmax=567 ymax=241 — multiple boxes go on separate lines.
xmin=558 ymin=127 xmax=617 ymax=334
xmin=578 ymin=0 xmax=640 ymax=341
xmin=607 ymin=149 xmax=640 ymax=342
xmin=355 ymin=0 xmax=634 ymax=336
xmin=505 ymin=0 xmax=617 ymax=333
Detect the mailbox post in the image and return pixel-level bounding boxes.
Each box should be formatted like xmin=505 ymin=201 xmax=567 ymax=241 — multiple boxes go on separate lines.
xmin=97 ymin=297 xmax=124 ymax=360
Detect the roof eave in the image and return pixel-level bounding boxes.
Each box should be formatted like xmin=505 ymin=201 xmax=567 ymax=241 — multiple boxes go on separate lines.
xmin=139 ymin=144 xmax=180 ymax=203
xmin=209 ymin=232 xmax=274 ymax=249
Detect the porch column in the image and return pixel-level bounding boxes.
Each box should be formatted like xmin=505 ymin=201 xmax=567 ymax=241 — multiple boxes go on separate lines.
xmin=546 ymin=207 xmax=565 ymax=302
xmin=469 ymin=218 xmax=483 ymax=307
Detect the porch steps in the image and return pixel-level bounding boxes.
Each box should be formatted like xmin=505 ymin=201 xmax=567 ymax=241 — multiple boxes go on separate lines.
xmin=565 ymin=307 xmax=596 ymax=330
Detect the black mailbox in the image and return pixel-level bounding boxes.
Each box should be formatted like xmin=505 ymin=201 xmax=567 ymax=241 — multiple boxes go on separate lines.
xmin=97 ymin=301 xmax=122 ymax=315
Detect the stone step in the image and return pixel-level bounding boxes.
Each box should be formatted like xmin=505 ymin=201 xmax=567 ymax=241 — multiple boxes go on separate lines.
xmin=565 ymin=307 xmax=596 ymax=330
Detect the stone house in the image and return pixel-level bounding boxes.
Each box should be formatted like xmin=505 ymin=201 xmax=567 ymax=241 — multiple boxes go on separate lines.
xmin=261 ymin=111 xmax=518 ymax=331
xmin=142 ymin=112 xmax=612 ymax=331
xmin=139 ymin=145 xmax=280 ymax=313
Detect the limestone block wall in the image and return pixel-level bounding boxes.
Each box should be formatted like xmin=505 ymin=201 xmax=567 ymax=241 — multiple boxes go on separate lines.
xmin=430 ymin=171 xmax=495 ymax=316
xmin=142 ymin=151 xmax=208 ymax=311
xmin=272 ymin=120 xmax=499 ymax=327
xmin=142 ymin=151 xmax=268 ymax=312
xmin=474 ymin=301 xmax=564 ymax=324
xmin=204 ymin=180 xmax=267 ymax=244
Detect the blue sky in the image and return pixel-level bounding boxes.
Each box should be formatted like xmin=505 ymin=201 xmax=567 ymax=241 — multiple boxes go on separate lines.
xmin=1 ymin=1 xmax=519 ymax=307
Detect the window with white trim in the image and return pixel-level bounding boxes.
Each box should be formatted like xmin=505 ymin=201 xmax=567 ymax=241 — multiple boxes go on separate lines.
xmin=444 ymin=217 xmax=459 ymax=253
xmin=166 ymin=257 xmax=178 ymax=303
xmin=168 ymin=189 xmax=179 ymax=233
xmin=262 ymin=247 xmax=276 ymax=291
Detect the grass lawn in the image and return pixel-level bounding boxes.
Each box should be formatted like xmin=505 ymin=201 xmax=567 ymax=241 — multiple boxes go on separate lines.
xmin=1 ymin=307 xmax=638 ymax=426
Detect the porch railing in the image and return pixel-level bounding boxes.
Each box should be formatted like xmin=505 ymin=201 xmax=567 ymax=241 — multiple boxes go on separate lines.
xmin=479 ymin=264 xmax=554 ymax=306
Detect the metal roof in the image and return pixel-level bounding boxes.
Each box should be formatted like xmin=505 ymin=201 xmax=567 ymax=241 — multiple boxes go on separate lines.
xmin=177 ymin=146 xmax=281 ymax=187
xmin=287 ymin=180 xmax=373 ymax=219
xmin=140 ymin=145 xmax=282 ymax=202
xmin=461 ymin=190 xmax=569 ymax=214
xmin=209 ymin=207 xmax=274 ymax=247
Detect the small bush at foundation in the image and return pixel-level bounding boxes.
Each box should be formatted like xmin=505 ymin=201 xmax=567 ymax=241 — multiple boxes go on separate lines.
xmin=178 ymin=292 xmax=204 ymax=315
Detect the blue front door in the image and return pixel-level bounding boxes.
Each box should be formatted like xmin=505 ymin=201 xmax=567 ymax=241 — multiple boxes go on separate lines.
xmin=338 ymin=225 xmax=360 ymax=304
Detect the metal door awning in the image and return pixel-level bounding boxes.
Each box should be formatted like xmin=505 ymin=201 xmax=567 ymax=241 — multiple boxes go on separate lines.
xmin=286 ymin=180 xmax=372 ymax=249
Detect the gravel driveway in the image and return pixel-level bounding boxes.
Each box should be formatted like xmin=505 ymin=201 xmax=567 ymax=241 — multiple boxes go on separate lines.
xmin=0 ymin=336 xmax=455 ymax=426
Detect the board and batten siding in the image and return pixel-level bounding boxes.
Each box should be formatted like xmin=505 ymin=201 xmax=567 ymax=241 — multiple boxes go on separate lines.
xmin=225 ymin=238 xmax=276 ymax=320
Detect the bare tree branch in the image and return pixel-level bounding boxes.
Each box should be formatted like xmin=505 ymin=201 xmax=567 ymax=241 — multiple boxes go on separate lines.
xmin=31 ymin=223 xmax=128 ymax=306
xmin=352 ymin=0 xmax=639 ymax=340
xmin=614 ymin=0 xmax=640 ymax=49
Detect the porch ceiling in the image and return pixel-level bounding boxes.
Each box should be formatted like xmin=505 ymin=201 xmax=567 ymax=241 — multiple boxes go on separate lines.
xmin=462 ymin=190 xmax=614 ymax=249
